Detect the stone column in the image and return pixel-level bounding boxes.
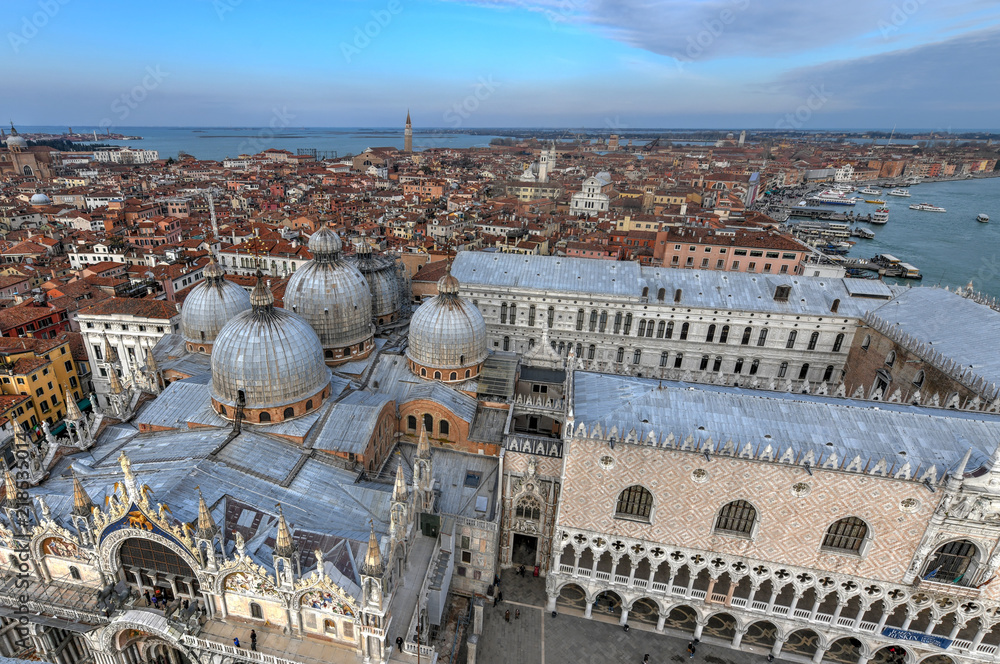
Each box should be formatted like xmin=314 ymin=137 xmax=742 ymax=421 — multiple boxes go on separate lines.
xmin=656 ymin=614 xmax=666 ymax=632
xmin=219 ymin=592 xmax=228 ymax=618
xmin=686 ymin=574 xmax=697 ymax=599
xmin=619 ymin=608 xmax=629 ymax=626
xmin=771 ymin=639 xmax=784 ymax=658
xmin=924 ymin=619 xmax=940 ymax=635
xmin=809 ymin=595 xmax=823 ymax=621
xmin=948 ymin=622 xmax=964 ymax=640
xmin=546 ymin=594 xmax=557 ymax=612
xmin=466 ymin=634 xmax=478 ymax=664
xmin=732 ymin=628 xmax=746 ymax=648
xmin=856 ymin=652 xmax=870 ymax=664
xmin=705 ymin=577 xmax=717 ymax=602
xmin=573 ymin=553 xmax=581 ymax=576
xmin=628 ymin=564 xmax=638 ymax=586
xmin=473 ymin=598 xmax=484 ymax=635
xmin=831 ymin=599 xmax=845 ymax=623
xmin=766 ymin=589 xmax=779 ymax=613
xmin=131 ymin=569 xmax=145 ymax=595
xmin=811 ymin=646 xmax=827 ymax=664
xmin=788 ymin=592 xmax=801 ymax=614
xmin=693 ymin=621 xmax=704 ymax=640
xmin=584 ymin=600 xmax=593 ymax=619
xmin=876 ymin=606 xmax=891 ymax=632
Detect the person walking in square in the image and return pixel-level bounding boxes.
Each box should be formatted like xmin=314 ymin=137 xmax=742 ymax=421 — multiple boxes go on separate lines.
xmin=250 ymin=630 xmax=257 ymax=652
xmin=497 ymin=590 xmax=503 ymax=604
xmin=504 ymin=609 xmax=510 ymax=622
xmin=514 ymin=609 xmax=520 ymax=619
xmin=396 ymin=636 xmax=404 ymax=652
xmin=233 ymin=637 xmax=240 ymax=648
xmin=643 ymin=655 xmax=650 ymax=664
xmin=687 ymin=642 xmax=696 ymax=659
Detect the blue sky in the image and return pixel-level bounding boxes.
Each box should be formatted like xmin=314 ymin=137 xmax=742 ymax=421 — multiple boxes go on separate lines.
xmin=3 ymin=0 xmax=998 ymax=129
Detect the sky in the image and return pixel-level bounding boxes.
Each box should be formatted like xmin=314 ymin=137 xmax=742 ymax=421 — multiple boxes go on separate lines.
xmin=3 ymin=0 xmax=999 ymax=129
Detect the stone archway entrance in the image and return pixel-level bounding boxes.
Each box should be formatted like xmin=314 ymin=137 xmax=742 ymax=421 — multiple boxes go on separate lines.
xmin=512 ymin=534 xmax=538 ymax=567
xmin=116 ymin=537 xmax=202 ymax=610
xmin=113 ymin=624 xmax=195 ymax=664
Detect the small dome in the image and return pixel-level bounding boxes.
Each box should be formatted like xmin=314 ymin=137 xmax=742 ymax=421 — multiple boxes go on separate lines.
xmin=407 ymin=273 xmax=487 ymax=377
xmin=180 ymin=260 xmax=251 ymax=348
xmin=29 ymin=193 xmax=50 ymax=206
xmin=211 ymin=277 xmax=330 ymax=415
xmin=5 ymin=135 xmax=27 ymax=150
xmin=308 ymin=226 xmax=342 ymax=260
xmin=348 ymin=246 xmax=405 ymax=322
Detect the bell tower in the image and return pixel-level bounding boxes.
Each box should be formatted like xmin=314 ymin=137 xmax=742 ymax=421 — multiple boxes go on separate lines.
xmin=404 ymin=110 xmax=412 ymax=153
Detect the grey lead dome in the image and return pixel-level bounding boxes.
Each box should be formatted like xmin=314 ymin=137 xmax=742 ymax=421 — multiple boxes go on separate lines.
xmin=210 ymin=278 xmax=330 ymax=410
xmin=407 ymin=271 xmax=488 ymax=370
xmin=180 ymin=259 xmax=252 ymax=346
xmin=284 ymin=227 xmax=374 ymax=351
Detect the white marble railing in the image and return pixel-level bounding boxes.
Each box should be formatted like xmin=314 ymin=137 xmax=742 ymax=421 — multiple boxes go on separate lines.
xmin=181 ymin=636 xmax=303 ymax=664
xmin=0 ymin=594 xmax=110 ymax=625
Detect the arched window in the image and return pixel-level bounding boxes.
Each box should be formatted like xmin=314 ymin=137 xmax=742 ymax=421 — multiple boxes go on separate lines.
xmin=599 ymin=311 xmax=608 ymax=332
xmin=734 ymin=358 xmax=744 ymax=374
xmin=23 ymin=165 xmax=33 ymax=177
xmin=861 ymin=334 xmax=871 ymax=350
xmin=616 ymin=347 xmax=625 ymax=363
xmin=434 ymin=371 xmax=441 ymax=379
xmin=674 ymin=289 xmax=682 ymax=303
xmin=503 ymin=336 xmax=510 ymax=351
xmin=423 ymin=414 xmax=433 ymax=432
xmin=713 ymin=356 xmax=722 ymax=372
xmin=699 ymin=355 xmax=710 ymax=371
xmin=439 ymin=420 xmax=449 ymax=435
xmin=588 ymin=344 xmax=596 ymax=360
xmin=251 ymin=602 xmax=264 ymax=619
xmin=778 ymin=362 xmax=788 ymax=378
xmin=575 ymin=343 xmax=582 ymax=357
xmin=833 ymin=333 xmax=844 ymax=352
xmin=613 ymin=312 xmax=622 ymax=334
xmin=831 ymin=298 xmax=841 ymax=313
xmin=660 ymin=351 xmax=669 ymax=367
xmin=679 ymin=322 xmax=689 ymax=340
xmin=913 ymin=370 xmax=925 ymax=388
xmin=637 ymin=320 xmax=647 ymax=337
xmin=528 ymin=305 xmax=536 ymax=326
xmin=641 ymin=286 xmax=649 ymax=298
xmin=632 ymin=349 xmax=641 ymax=364
xmin=822 ymin=517 xmax=869 ymax=553
xmin=714 ymin=500 xmax=757 ymax=536
xmin=808 ymin=331 xmax=819 ymax=350
xmin=674 ymin=353 xmax=683 ymax=369
xmin=657 ymin=287 xmax=666 ymax=302
xmin=509 ymin=303 xmax=516 ymax=322
xmin=283 ymin=407 xmax=295 ymax=419
xmin=823 ymin=365 xmax=834 ymax=382
xmin=420 ymin=368 xmax=426 ymax=377
xmin=465 ymin=369 xmax=471 ymax=378
xmin=407 ymin=415 xmax=417 ymax=431
xmin=757 ymin=328 xmax=768 ymax=346
xmin=885 ymin=351 xmax=896 ymax=367
xmin=515 ymin=497 xmax=541 ymax=521
xmin=798 ymin=363 xmax=809 ymax=380
xmin=656 ymin=320 xmax=666 ymax=338
xmin=500 ymin=302 xmax=508 ymax=324
xmin=219 ymin=405 xmax=227 ymax=416
xmin=259 ymin=412 xmax=271 ymax=422
xmin=665 ymin=321 xmax=674 ymax=339
xmin=741 ymin=326 xmax=752 ymax=345
xmin=460 ymin=354 xmax=465 ymax=364
xmin=615 ymin=485 xmax=653 ymax=521
xmin=324 ymin=619 xmax=338 ymax=635
xmin=719 ymin=325 xmax=729 ymax=343
xmin=749 ymin=359 xmax=759 ymax=375
xmin=706 ymin=324 xmax=716 ymax=342
xmin=623 ymin=313 xmax=632 ymax=335
xmin=786 ymin=330 xmax=797 ymax=349
xmin=547 ymin=306 xmax=555 ymax=329
xmin=589 ymin=310 xmax=598 ymax=331
xmin=576 ymin=309 xmax=585 ymax=331
xmin=69 ymin=566 xmax=81 ymax=580
xmin=306 ymin=400 xmax=313 ymax=411
xmin=450 ymin=372 xmax=457 ymax=381
xmin=922 ymin=540 xmax=979 ymax=585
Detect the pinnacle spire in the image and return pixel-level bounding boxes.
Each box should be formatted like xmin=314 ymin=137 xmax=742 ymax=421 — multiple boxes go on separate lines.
xmin=196 ymin=487 xmax=218 ymax=539
xmin=103 ymin=336 xmax=118 ymax=364
xmin=71 ymin=470 xmax=93 ymax=516
xmin=362 ymin=519 xmax=383 ymax=576
xmin=249 ymin=271 xmax=275 ymax=312
xmin=65 ymin=387 xmax=83 ymax=421
xmin=393 ymin=454 xmax=408 ymax=503
xmin=417 ymin=423 xmax=430 ymax=459
xmin=274 ymin=504 xmax=295 ymax=557
xmin=145 ymin=347 xmax=158 ymax=375
xmin=952 ymin=447 xmax=973 ymax=482
xmin=3 ymin=469 xmax=18 ymax=508
xmin=108 ymin=367 xmax=123 ymax=394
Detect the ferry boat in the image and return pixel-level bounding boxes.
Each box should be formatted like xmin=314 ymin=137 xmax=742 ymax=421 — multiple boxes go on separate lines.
xmin=909 ymin=203 xmax=947 ymax=212
xmin=852 ymin=227 xmax=876 ymax=239
xmin=859 ymin=187 xmax=881 ymax=195
xmin=807 ymin=191 xmax=859 ymax=206
xmin=978 ymin=213 xmax=990 ymax=223
xmin=888 ymin=188 xmax=911 ymax=197
xmin=865 ymin=199 xmax=886 ymax=204
xmin=870 ymin=208 xmax=889 ymax=224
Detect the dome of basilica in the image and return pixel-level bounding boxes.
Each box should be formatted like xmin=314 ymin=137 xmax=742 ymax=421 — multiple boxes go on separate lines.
xmin=5 ymin=134 xmax=27 ymax=150
xmin=29 ymin=193 xmax=51 ymax=206
xmin=284 ymin=226 xmax=375 ymax=366
xmin=406 ymin=268 xmax=488 ymax=382
xmin=180 ymin=257 xmax=252 ymax=353
xmin=210 ymin=274 xmax=331 ymax=424
xmin=348 ymin=242 xmax=405 ymax=327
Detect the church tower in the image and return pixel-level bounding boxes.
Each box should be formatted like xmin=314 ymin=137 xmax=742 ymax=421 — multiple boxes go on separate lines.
xmin=404 ymin=110 xmax=412 ymax=153
xmin=538 ymin=141 xmax=556 ymax=183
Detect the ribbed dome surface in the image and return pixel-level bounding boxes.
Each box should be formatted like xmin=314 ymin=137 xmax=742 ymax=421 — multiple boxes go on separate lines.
xmin=407 ymin=276 xmax=487 ymax=370
xmin=5 ymin=135 xmax=26 ymax=150
xmin=29 ymin=193 xmax=50 ymax=205
xmin=181 ymin=271 xmax=251 ymax=345
xmin=210 ymin=303 xmax=330 ymax=410
xmin=285 ymin=254 xmax=374 ymax=350
xmin=349 ymin=247 xmax=404 ymax=320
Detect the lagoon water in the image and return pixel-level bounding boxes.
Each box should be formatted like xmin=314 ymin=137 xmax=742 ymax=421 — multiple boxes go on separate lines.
xmin=795 ymin=177 xmax=1000 ymax=297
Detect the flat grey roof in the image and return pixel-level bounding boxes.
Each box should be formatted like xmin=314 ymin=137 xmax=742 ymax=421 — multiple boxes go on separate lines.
xmin=452 ymin=252 xmax=889 ymax=317
xmin=573 ymin=371 xmax=1000 ymax=477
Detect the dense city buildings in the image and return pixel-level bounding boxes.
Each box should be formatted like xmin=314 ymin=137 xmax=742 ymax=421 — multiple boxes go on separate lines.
xmin=0 ymin=120 xmax=999 ymax=664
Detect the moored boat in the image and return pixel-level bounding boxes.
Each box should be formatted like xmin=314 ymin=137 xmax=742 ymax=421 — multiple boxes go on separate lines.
xmin=888 ymin=188 xmax=911 ymax=197
xmin=909 ymin=203 xmax=946 ymax=212
xmin=865 ymin=199 xmax=886 ymax=204
xmin=870 ymin=207 xmax=889 ymax=224
xmin=978 ymin=213 xmax=990 ymax=223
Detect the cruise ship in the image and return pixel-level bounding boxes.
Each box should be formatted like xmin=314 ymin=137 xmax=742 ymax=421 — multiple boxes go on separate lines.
xmin=807 ymin=190 xmax=859 ymax=206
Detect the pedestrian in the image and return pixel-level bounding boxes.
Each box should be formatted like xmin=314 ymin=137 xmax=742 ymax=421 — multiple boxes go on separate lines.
xmin=183 ymin=599 xmax=189 ymax=610
xmin=151 ymin=595 xmax=158 ymax=609
xmin=504 ymin=609 xmax=510 ymax=623
xmin=234 ymin=637 xmax=240 ymax=648
xmin=396 ymin=636 xmax=404 ymax=652
xmin=497 ymin=591 xmax=503 ymax=604
xmin=494 ymin=574 xmax=501 ymax=587
xmin=515 ymin=609 xmax=520 ymax=620
xmin=144 ymin=590 xmax=151 ymax=606
xmin=519 ymin=564 xmax=525 ymax=577
xmin=493 ymin=593 xmax=498 ymax=607
xmin=250 ymin=629 xmax=257 ymax=652
xmin=643 ymin=655 xmax=650 ymax=664
xmin=623 ymin=623 xmax=630 ymax=633
xmin=687 ymin=642 xmax=695 ymax=659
